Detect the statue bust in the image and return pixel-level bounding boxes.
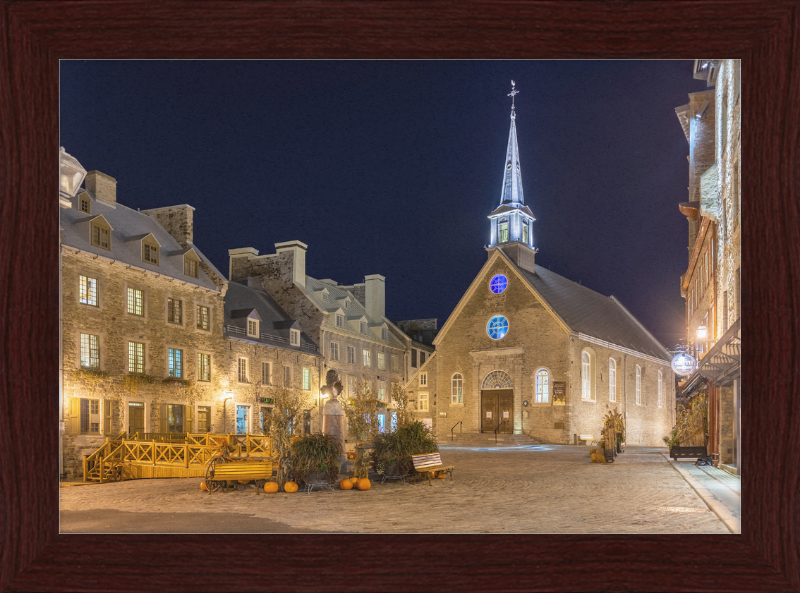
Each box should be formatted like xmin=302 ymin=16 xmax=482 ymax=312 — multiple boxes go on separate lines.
xmin=322 ymin=369 xmax=343 ymax=402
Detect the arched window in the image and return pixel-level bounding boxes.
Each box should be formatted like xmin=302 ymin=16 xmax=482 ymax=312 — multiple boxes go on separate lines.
xmin=487 ymin=315 xmax=509 ymax=340
xmin=635 ymin=365 xmax=642 ymax=405
xmin=657 ymin=370 xmax=663 ymax=407
xmin=581 ymin=349 xmax=595 ymax=400
xmin=535 ymin=369 xmax=549 ymax=403
xmin=490 ymin=274 xmax=508 ymax=294
xmin=609 ymin=358 xmax=616 ymax=402
xmin=451 ymin=373 xmax=463 ymax=404
xmin=482 ymin=370 xmax=513 ymax=389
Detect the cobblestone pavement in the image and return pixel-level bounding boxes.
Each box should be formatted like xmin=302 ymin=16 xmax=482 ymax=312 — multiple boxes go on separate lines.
xmin=60 ymin=445 xmax=730 ymax=534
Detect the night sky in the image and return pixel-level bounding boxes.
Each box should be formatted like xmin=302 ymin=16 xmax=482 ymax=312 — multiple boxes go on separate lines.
xmin=60 ymin=61 xmax=711 ymax=349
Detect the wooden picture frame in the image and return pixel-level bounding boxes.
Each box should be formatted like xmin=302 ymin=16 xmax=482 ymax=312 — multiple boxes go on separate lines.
xmin=1 ymin=1 xmax=797 ymax=591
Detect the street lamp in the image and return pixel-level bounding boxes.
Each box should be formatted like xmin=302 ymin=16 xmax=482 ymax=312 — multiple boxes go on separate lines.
xmin=59 ymin=147 xmax=86 ymax=479
xmin=696 ymin=325 xmax=708 ymax=341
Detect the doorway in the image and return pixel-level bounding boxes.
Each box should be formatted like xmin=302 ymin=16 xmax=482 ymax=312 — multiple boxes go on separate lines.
xmin=196 ymin=406 xmax=210 ymax=433
xmin=236 ymin=405 xmax=249 ymax=434
xmin=128 ymin=402 xmax=144 ymax=436
xmin=481 ymin=389 xmax=513 ymax=433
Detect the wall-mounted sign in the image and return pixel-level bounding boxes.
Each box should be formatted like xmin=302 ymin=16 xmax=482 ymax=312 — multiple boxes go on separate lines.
xmin=553 ymin=381 xmax=566 ymax=405
xmin=671 ymin=352 xmax=697 ymax=376
xmin=523 ymin=400 xmax=529 ymax=407
xmin=486 ymin=411 xmax=492 ymax=419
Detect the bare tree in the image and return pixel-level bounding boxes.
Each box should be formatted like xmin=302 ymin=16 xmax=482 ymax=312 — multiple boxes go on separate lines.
xmin=343 ymin=378 xmax=380 ymax=478
xmin=268 ymin=386 xmax=312 ymax=489
xmin=390 ymin=380 xmax=413 ymax=429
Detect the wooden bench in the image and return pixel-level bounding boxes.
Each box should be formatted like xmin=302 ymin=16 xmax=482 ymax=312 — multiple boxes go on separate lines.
xmin=205 ymin=459 xmax=273 ymax=493
xmin=411 ymin=453 xmax=454 ymax=486
xmin=670 ymin=446 xmax=708 ymax=461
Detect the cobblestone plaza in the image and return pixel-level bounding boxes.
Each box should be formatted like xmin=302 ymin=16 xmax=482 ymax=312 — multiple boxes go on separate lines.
xmin=60 ymin=445 xmax=734 ymax=534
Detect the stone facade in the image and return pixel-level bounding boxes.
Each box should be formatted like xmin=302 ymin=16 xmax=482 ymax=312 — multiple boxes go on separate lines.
xmin=141 ymin=204 xmax=194 ymax=248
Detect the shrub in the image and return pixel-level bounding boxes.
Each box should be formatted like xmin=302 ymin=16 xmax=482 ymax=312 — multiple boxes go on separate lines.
xmin=372 ymin=420 xmax=438 ymax=476
xmin=291 ymin=433 xmax=344 ymax=485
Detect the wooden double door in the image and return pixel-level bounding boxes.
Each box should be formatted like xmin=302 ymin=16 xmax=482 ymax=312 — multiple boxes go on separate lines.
xmin=481 ymin=390 xmax=514 ymax=433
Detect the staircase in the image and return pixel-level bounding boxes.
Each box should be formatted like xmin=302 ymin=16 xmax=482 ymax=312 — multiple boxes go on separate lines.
xmin=441 ymin=432 xmax=541 ymax=447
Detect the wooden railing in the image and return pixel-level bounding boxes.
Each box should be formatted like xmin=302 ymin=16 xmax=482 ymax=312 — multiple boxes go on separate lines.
xmin=83 ymin=433 xmax=273 ymax=482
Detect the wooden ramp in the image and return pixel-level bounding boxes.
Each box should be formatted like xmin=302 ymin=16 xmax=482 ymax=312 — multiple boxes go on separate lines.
xmin=122 ymin=464 xmax=209 ymax=480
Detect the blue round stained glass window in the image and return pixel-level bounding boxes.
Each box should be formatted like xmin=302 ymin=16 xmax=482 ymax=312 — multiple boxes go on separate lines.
xmin=487 ymin=315 xmax=509 ymax=340
xmin=490 ymin=274 xmax=508 ymax=294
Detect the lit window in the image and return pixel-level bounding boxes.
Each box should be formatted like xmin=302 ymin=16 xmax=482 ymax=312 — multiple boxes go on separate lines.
xmin=80 ymin=334 xmax=99 ymax=368
xmin=378 ymin=413 xmax=385 ymax=433
xmin=391 ymin=355 xmax=399 ymax=372
xmin=420 ymin=372 xmax=427 ymax=387
xmin=378 ymin=352 xmax=385 ymax=370
xmin=363 ymin=349 xmax=371 ymax=368
xmin=283 ymin=365 xmax=292 ymax=387
xmin=168 ymin=348 xmax=183 ymax=378
xmin=91 ymin=224 xmax=110 ymax=250
xmin=490 ymin=274 xmax=508 ymax=294
xmin=609 ymin=358 xmax=616 ymax=402
xmin=347 ymin=346 xmax=355 ymax=365
xmin=451 ymin=373 xmax=463 ymax=404
xmin=127 ymin=288 xmax=144 ymax=316
xmin=238 ymin=357 xmax=248 ymax=383
xmin=80 ymin=398 xmax=101 ymax=433
xmin=581 ymin=351 xmax=592 ymax=400
xmin=487 ymin=315 xmax=509 ymax=340
xmin=378 ymin=380 xmax=386 ymax=401
xmin=290 ymin=330 xmax=300 ymax=346
xmin=636 ymin=365 xmax=642 ymax=405
xmin=330 ymin=341 xmax=339 ymax=362
xmin=262 ymin=361 xmax=271 ymax=385
xmin=336 ymin=314 xmax=344 ymax=327
xmin=499 ymin=220 xmax=509 ymax=243
xmin=185 ymin=258 xmax=198 ymax=278
xmin=419 ymin=393 xmax=429 ymax=412
xmin=658 ymin=370 xmax=663 ymax=407
xmin=302 ymin=368 xmax=311 ymax=391
xmin=128 ymin=341 xmax=144 ymax=374
xmin=535 ymin=369 xmax=549 ymax=403
xmin=198 ymin=353 xmax=211 ymax=382
xmin=143 ymin=243 xmax=158 ymax=265
xmin=196 ymin=305 xmax=209 ymax=330
xmin=167 ymin=298 xmax=182 ymax=324
xmin=247 ymin=319 xmax=259 ymax=338
xmin=79 ymin=195 xmax=91 ymax=214
xmin=522 ymin=221 xmax=529 ymax=244
xmin=79 ymin=275 xmax=98 ymax=306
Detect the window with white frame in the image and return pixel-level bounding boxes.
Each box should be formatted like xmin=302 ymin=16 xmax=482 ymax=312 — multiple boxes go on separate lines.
xmin=238 ymin=357 xmax=249 ymax=383
xmin=302 ymin=368 xmax=311 ymax=391
xmin=81 ymin=398 xmax=101 ymax=433
xmin=378 ymin=380 xmax=386 ymax=401
xmin=128 ymin=341 xmax=144 ymax=373
xmin=635 ymin=365 xmax=642 ymax=405
xmin=283 ymin=365 xmax=292 ymax=387
xmin=657 ymin=370 xmax=663 ymax=407
xmin=420 ymin=372 xmax=427 ymax=387
xmin=609 ymin=358 xmax=616 ymax=402
xmin=336 ymin=314 xmax=343 ymax=327
xmin=363 ymin=349 xmax=371 ymax=368
xmin=196 ymin=305 xmax=210 ymax=330
xmin=167 ymin=298 xmax=182 ymax=324
xmin=581 ymin=351 xmax=592 ymax=400
xmin=418 ymin=392 xmax=429 ymax=412
xmin=198 ymin=353 xmax=211 ymax=382
xmin=290 ymin=329 xmax=300 ymax=346
xmin=80 ymin=333 xmax=99 ymax=368
xmin=377 ymin=352 xmax=385 ymax=370
xmin=247 ymin=318 xmax=259 ymax=338
xmin=330 ymin=341 xmax=339 ymax=362
xmin=391 ymin=354 xmax=399 ymax=372
xmin=347 ymin=345 xmax=355 ymax=365
xmin=79 ymin=275 xmax=98 ymax=306
xmin=127 ymin=288 xmax=144 ymax=316
xmin=535 ymin=369 xmax=549 ymax=403
xmin=451 ymin=373 xmax=463 ymax=404
xmin=143 ymin=242 xmax=158 ymax=265
xmin=262 ymin=361 xmax=271 ymax=385
xmin=168 ymin=348 xmax=183 ymax=378
xmin=347 ymin=376 xmax=356 ymax=398
xmin=344 ymin=300 xmax=350 ymax=309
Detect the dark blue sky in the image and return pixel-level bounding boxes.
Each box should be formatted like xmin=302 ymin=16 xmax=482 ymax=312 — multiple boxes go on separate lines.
xmin=60 ymin=61 xmax=711 ymax=348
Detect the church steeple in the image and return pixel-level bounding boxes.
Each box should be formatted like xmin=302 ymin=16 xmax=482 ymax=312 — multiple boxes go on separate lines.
xmin=488 ymin=81 xmax=537 ymax=263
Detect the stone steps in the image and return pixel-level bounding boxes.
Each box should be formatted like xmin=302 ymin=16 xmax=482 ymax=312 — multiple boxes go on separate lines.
xmin=440 ymin=432 xmax=540 ymax=446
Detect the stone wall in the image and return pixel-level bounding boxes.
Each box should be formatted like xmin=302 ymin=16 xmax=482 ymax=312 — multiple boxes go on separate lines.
xmin=141 ymin=205 xmax=194 ymax=247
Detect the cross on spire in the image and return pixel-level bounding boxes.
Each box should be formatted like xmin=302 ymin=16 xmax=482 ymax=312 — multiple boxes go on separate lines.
xmin=508 ymin=80 xmax=519 ymax=114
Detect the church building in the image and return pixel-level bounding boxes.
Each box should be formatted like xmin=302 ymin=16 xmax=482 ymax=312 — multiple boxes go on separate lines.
xmin=405 ymin=83 xmax=676 ymax=446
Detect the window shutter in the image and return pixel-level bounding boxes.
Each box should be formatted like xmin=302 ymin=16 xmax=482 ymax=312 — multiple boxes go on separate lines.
xmin=159 ymin=403 xmax=167 ymax=434
xmin=67 ymin=397 xmax=80 ymax=435
xmin=103 ymin=399 xmax=112 ymax=435
xmin=186 ymin=405 xmax=193 ymax=434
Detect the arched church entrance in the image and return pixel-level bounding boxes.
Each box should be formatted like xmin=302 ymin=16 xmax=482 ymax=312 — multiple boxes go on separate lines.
xmin=481 ymin=371 xmax=514 ymax=434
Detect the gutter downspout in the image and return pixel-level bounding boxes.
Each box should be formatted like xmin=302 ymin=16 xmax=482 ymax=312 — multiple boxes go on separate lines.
xmin=623 ymin=354 xmax=628 ymax=443
xmin=59 ymin=240 xmax=64 ymax=479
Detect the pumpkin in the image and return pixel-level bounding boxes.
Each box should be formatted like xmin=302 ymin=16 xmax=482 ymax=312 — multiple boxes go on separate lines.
xmin=356 ymin=478 xmax=371 ymax=491
xmin=238 ymin=480 xmax=250 ymax=485
xmin=428 ymin=471 xmax=436 ymax=479
xmin=349 ymin=477 xmax=359 ymax=485
xmin=284 ymin=481 xmax=299 ymax=493
xmin=339 ymin=479 xmax=353 ymax=490
xmin=263 ymin=482 xmax=279 ymax=494
xmin=200 ymin=480 xmax=208 ymax=491
xmin=437 ymin=472 xmax=447 ymax=479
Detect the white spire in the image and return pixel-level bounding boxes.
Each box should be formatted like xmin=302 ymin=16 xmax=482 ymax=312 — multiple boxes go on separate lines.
xmin=500 ymin=80 xmax=524 ymax=206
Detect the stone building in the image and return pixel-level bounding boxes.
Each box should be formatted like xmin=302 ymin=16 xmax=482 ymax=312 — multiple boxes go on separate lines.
xmin=60 ymin=168 xmax=320 ymax=476
xmin=404 ymin=85 xmax=675 ymax=446
xmin=393 ymin=318 xmax=437 ymax=387
xmin=228 ymin=243 xmax=407 ymax=434
xmin=675 ymin=60 xmax=741 ymax=475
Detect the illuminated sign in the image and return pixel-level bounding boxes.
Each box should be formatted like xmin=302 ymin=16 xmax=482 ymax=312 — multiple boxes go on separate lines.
xmin=671 ymin=352 xmax=697 ymax=376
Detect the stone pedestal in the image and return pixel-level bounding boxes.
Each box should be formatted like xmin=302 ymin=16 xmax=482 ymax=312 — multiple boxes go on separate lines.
xmin=322 ymin=398 xmax=346 ymax=453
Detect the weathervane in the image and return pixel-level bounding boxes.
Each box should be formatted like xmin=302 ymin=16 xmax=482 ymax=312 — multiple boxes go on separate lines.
xmin=508 ymin=80 xmax=519 ymax=112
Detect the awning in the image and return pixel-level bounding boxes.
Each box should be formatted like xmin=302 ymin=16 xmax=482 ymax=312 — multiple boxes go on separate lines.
xmin=695 ymin=317 xmax=741 ymax=385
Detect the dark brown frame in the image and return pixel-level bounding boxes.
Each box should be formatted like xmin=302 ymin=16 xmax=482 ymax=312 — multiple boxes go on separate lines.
xmin=1 ymin=1 xmax=798 ymax=591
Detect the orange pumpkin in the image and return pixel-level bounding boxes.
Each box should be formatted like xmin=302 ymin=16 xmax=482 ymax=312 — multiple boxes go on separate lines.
xmin=339 ymin=479 xmax=353 ymax=490
xmin=263 ymin=482 xmax=279 ymax=493
xmin=200 ymin=480 xmax=208 ymax=491
xmin=284 ymin=481 xmax=299 ymax=493
xmin=356 ymin=478 xmax=371 ymax=491
xmin=428 ymin=471 xmax=436 ymax=479
xmin=437 ymin=472 xmax=447 ymax=479
xmin=349 ymin=477 xmax=359 ymax=485
xmin=238 ymin=480 xmax=250 ymax=485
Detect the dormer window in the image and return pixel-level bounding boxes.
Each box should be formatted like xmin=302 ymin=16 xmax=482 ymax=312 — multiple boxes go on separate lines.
xmin=381 ymin=328 xmax=388 ymax=340
xmin=499 ymin=219 xmax=509 ymax=243
xmin=247 ymin=319 xmax=259 ymax=338
xmin=79 ymin=194 xmax=90 ymax=214
xmin=344 ymin=300 xmax=350 ymax=309
xmin=185 ymin=259 xmax=198 ymax=278
xmin=143 ymin=243 xmax=158 ymax=265
xmin=336 ymin=314 xmax=344 ymax=328
xmin=322 ymin=292 xmax=329 ymax=303
xmin=290 ymin=329 xmax=300 ymax=346
xmin=360 ymin=322 xmax=367 ymax=334
xmin=91 ymin=223 xmax=110 ymax=250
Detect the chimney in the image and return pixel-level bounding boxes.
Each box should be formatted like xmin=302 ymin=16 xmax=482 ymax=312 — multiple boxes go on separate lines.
xmin=274 ymin=240 xmax=308 ymax=287
xmin=364 ymin=274 xmax=386 ymax=321
xmin=85 ymin=171 xmax=117 ymax=206
xmin=141 ymin=204 xmax=195 ymax=247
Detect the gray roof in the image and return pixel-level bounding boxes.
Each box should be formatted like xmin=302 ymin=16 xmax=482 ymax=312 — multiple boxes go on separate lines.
xmin=512 ymin=261 xmax=670 ymax=361
xmin=224 ymin=281 xmax=320 ymax=355
xmin=60 ymin=191 xmax=218 ymax=292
